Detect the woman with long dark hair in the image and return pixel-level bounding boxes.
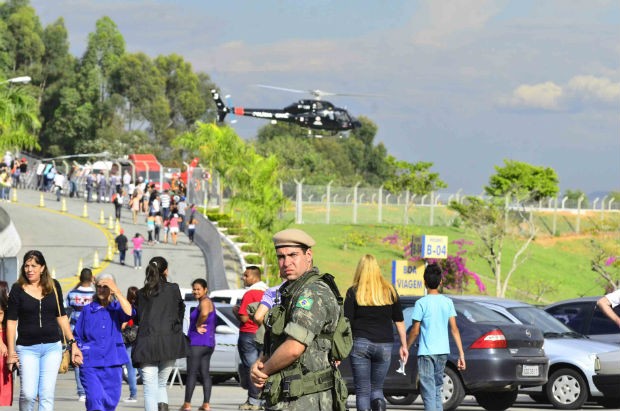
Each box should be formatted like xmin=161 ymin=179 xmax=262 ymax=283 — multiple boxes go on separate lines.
xmin=122 ymin=286 xmax=140 ymax=402
xmin=6 ymin=250 xmax=83 ymax=411
xmin=180 ymin=278 xmax=216 ymax=411
xmin=344 ymin=254 xmax=408 ymax=411
xmin=132 ymin=256 xmax=188 ymax=411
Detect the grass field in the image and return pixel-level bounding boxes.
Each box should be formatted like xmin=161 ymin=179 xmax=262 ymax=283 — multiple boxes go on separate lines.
xmin=277 ymin=214 xmax=619 ymax=306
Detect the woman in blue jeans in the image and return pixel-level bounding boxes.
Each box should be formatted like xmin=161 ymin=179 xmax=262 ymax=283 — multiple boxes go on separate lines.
xmin=132 ymin=256 xmax=189 ymax=411
xmin=5 ymin=250 xmax=84 ymax=411
xmin=122 ymin=286 xmax=141 ymax=402
xmin=344 ymin=254 xmax=409 ymax=411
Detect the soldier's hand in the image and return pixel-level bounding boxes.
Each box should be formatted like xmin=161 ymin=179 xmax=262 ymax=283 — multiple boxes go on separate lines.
xmin=251 ymin=359 xmax=268 ymax=388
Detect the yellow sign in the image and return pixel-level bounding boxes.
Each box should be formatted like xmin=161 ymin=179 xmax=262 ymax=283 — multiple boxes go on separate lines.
xmin=392 ymin=260 xmax=426 ymax=296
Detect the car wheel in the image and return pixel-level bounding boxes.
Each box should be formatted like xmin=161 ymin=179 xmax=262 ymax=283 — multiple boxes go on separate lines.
xmin=122 ymin=366 xmax=143 ymax=385
xmin=212 ymin=374 xmax=234 ymax=385
xmin=475 ymin=389 xmax=518 ymax=411
xmin=545 ymin=368 xmax=588 ymax=410
xmin=528 ymin=393 xmax=549 ymax=403
xmin=596 ymin=396 xmax=620 ymax=409
xmin=385 ymin=393 xmax=417 ymax=405
xmin=442 ymin=367 xmax=465 ymax=411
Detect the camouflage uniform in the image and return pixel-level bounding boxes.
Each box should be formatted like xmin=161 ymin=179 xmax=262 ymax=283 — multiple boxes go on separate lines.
xmin=265 ymin=267 xmax=339 ymax=411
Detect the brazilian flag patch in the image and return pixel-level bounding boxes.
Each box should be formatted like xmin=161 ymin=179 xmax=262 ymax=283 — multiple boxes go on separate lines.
xmin=296 ymin=296 xmax=314 ymax=310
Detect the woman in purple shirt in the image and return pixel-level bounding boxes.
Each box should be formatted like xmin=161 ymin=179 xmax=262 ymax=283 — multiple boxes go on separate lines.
xmin=74 ymin=273 xmax=133 ymax=411
xmin=180 ymin=278 xmax=216 ymax=411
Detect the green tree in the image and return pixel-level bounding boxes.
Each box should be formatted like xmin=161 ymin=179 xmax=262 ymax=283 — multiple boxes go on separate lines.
xmin=384 ymin=157 xmax=447 ymax=195
xmin=486 ymin=159 xmax=559 ymax=202
xmin=3 ymin=3 xmax=44 ymax=74
xmin=0 ymin=83 xmax=40 ymax=151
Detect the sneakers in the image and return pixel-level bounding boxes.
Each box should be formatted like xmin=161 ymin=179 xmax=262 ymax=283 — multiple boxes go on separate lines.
xmin=123 ymin=397 xmax=138 ymax=403
xmin=78 ymin=395 xmax=86 ymax=402
xmin=238 ymin=402 xmax=263 ymax=410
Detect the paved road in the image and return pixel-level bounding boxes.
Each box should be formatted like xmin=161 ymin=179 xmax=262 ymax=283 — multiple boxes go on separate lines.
xmin=3 ymin=373 xmax=606 ymax=411
xmin=3 ymin=187 xmax=237 ymax=296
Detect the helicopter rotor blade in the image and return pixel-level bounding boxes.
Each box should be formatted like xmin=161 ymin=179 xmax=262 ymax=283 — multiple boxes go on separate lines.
xmin=256 ymin=84 xmax=381 ymax=99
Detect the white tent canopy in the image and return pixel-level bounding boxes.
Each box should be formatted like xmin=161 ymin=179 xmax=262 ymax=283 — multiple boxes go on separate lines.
xmin=91 ymin=160 xmax=113 ymax=171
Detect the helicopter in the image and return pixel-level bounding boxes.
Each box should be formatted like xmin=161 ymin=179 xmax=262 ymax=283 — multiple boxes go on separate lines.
xmin=211 ymin=85 xmax=363 ymax=135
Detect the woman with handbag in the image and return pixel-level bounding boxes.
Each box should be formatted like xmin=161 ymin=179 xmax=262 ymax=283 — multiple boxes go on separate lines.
xmin=121 ymin=286 xmax=141 ymax=402
xmin=74 ymin=273 xmax=133 ymax=411
xmin=6 ymin=250 xmax=84 ymax=411
xmin=132 ymin=256 xmax=189 ymax=411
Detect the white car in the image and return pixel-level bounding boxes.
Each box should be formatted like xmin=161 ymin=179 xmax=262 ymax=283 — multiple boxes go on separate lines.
xmin=175 ymin=301 xmax=241 ymax=384
xmin=208 ymin=288 xmax=247 ymax=306
xmin=454 ymin=296 xmax=620 ymax=410
xmin=593 ymin=350 xmax=620 ymax=407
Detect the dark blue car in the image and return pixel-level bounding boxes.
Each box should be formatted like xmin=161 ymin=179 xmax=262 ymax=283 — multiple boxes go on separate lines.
xmin=339 ymin=296 xmax=549 ymax=411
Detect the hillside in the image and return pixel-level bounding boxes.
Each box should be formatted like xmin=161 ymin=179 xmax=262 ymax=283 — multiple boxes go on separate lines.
xmin=291 ymin=223 xmax=617 ymax=305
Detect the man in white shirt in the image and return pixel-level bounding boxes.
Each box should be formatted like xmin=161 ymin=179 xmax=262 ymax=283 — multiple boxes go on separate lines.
xmin=53 ymin=171 xmax=66 ymax=201
xmin=598 ymin=289 xmax=620 ymax=328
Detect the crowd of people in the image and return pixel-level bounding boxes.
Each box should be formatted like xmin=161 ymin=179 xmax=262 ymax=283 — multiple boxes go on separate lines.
xmin=0 ymin=227 xmax=471 ymax=411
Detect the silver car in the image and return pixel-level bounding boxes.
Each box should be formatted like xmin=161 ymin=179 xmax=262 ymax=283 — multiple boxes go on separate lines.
xmin=453 ymin=296 xmax=620 ymax=410
xmin=593 ymin=349 xmax=620 ymax=407
xmin=175 ymin=301 xmax=241 ymax=384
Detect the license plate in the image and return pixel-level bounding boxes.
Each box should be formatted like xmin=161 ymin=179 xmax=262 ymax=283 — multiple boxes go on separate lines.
xmin=522 ymin=365 xmax=539 ymax=377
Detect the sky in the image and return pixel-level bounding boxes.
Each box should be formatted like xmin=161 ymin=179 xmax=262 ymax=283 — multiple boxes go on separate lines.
xmin=30 ymin=0 xmax=620 ymax=196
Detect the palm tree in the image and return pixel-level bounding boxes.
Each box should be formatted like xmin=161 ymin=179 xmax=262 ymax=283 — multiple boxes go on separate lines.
xmin=0 ymin=84 xmax=41 ymax=151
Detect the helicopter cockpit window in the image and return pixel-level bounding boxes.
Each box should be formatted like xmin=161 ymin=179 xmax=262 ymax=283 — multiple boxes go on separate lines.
xmin=334 ymin=110 xmax=349 ymax=123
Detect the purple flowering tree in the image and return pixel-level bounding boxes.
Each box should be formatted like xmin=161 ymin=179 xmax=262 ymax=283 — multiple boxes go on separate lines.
xmin=384 ymin=233 xmax=486 ymax=293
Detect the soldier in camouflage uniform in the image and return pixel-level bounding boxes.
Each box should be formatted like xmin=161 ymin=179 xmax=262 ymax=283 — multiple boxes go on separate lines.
xmin=251 ymin=229 xmax=340 ymax=411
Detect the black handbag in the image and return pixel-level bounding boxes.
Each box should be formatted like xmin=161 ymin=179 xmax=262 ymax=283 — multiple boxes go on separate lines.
xmin=122 ymin=325 xmax=138 ymax=344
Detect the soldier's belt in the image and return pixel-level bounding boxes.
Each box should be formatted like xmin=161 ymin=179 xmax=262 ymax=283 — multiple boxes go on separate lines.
xmin=281 ymin=367 xmax=334 ymax=399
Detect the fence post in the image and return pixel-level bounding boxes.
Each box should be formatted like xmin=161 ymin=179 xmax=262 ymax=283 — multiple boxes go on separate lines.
xmin=295 ymin=179 xmax=304 ymax=224
xmin=430 ymin=192 xmax=437 ymax=226
xmin=352 ymin=182 xmax=360 ymax=224
xmin=601 ymin=195 xmax=608 ymax=221
xmin=576 ymin=195 xmax=584 ymax=234
xmin=552 ymin=197 xmax=558 ymax=235
xmin=378 ymin=185 xmax=383 ymax=224
xmin=403 ymin=190 xmax=410 ymax=225
xmin=326 ymin=181 xmax=332 ymax=224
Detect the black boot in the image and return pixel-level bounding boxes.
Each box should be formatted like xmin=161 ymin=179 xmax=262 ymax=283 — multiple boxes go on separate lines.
xmin=371 ymin=398 xmax=387 ymax=411
xmin=157 ymin=403 xmax=169 ymax=411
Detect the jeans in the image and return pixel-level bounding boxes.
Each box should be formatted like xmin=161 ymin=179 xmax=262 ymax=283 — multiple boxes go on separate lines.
xmin=238 ymin=332 xmax=262 ymax=405
xmin=418 ymin=354 xmax=448 ymax=411
xmin=125 ymin=345 xmax=139 ymax=398
xmin=17 ymin=342 xmax=62 ymax=411
xmin=119 ymin=249 xmax=126 ymax=264
xmin=75 ymin=366 xmax=85 ymax=396
xmin=350 ymin=337 xmax=393 ymax=410
xmin=133 ymin=250 xmax=142 ymax=268
xmin=141 ymin=360 xmax=175 ymax=411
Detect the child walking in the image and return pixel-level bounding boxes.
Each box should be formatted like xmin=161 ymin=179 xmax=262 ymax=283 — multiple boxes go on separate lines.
xmin=406 ymin=264 xmax=465 ymax=411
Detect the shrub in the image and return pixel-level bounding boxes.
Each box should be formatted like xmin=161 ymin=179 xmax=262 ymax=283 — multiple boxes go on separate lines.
xmin=245 ymin=254 xmax=262 ymax=264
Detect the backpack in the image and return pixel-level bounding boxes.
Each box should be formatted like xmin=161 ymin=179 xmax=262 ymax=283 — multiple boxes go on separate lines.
xmin=279 ymin=271 xmax=353 ymax=361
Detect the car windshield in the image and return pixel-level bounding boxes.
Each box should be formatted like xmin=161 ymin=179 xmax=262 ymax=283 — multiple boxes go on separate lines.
xmin=508 ymin=306 xmax=578 ymax=336
xmin=215 ymin=304 xmax=239 ymax=326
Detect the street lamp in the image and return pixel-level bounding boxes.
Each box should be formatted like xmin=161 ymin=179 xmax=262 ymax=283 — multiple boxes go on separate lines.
xmin=0 ymin=76 xmax=31 ymax=85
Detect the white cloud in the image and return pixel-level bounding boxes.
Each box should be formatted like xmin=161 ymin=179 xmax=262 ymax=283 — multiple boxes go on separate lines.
xmin=504 ymin=81 xmax=564 ymax=110
xmin=567 ymin=75 xmax=620 ymax=103
xmin=500 ymin=75 xmax=620 ymax=111
xmin=411 ymin=0 xmax=502 ymax=46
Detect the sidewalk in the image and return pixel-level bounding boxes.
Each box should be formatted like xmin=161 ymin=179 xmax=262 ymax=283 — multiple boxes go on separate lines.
xmin=2 ymin=187 xmax=238 ymax=298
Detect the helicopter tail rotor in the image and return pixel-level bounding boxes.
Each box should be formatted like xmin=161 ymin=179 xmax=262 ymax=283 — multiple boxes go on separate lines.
xmin=211 ymin=89 xmax=230 ymax=122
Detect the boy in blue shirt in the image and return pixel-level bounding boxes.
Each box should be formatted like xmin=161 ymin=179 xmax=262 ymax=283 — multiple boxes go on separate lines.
xmin=406 ymin=264 xmax=466 ymax=411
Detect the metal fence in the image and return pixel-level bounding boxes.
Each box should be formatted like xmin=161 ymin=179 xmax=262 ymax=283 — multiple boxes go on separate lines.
xmin=279 ymin=182 xmax=620 ymax=235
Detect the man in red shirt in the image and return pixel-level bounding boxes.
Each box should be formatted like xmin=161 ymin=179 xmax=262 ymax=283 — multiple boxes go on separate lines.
xmin=234 ymin=266 xmax=267 ymax=410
